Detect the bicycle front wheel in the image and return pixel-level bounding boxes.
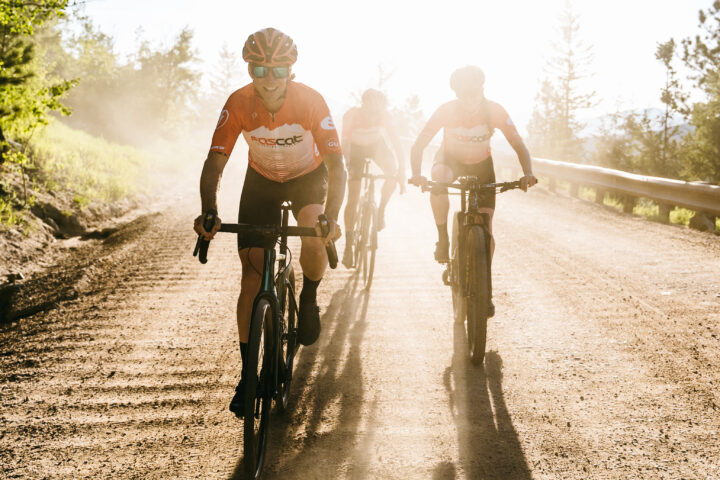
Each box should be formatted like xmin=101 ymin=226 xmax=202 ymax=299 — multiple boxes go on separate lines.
xmin=244 ymin=298 xmax=273 ymax=479
xmin=465 ymin=226 xmax=490 ymax=366
xmin=277 ymin=267 xmax=296 ymax=413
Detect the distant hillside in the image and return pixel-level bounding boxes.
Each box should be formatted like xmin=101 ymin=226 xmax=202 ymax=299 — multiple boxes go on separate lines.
xmin=580 ymin=108 xmax=691 ymax=138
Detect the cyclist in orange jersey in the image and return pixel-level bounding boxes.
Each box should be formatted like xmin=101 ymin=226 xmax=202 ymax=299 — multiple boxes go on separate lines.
xmin=193 ymin=28 xmax=346 ymax=416
xmin=341 ymin=88 xmax=406 ymax=267
xmin=409 ymin=66 xmax=537 ymax=315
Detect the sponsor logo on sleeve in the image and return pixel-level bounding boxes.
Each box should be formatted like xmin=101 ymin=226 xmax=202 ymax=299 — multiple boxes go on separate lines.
xmin=320 ymin=115 xmax=335 ymax=130
xmin=216 ymin=109 xmax=229 ymax=130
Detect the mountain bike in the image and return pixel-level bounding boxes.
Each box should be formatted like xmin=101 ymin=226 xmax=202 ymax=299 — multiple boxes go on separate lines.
xmin=349 ymin=159 xmax=387 ymax=290
xmin=416 ymin=178 xmax=520 ymax=366
xmin=193 ymin=203 xmax=338 ymax=479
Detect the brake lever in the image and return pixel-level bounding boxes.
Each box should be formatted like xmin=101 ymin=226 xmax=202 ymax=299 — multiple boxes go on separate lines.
xmin=193 ymin=208 xmax=217 ymax=264
xmin=317 ymin=214 xmax=338 ymax=269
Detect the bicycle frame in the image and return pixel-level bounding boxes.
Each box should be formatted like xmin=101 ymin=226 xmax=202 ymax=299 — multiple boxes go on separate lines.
xmin=246 ymin=204 xmax=300 ymax=400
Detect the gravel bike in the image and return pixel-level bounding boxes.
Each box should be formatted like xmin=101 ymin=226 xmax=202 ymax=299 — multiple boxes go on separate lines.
xmin=193 ymin=203 xmax=338 ymax=479
xmin=348 ymin=159 xmax=387 ymax=290
xmin=416 ymin=178 xmax=520 ymax=366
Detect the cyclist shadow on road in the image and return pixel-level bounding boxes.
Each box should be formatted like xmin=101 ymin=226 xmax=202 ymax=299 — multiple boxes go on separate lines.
xmin=438 ymin=323 xmax=532 ymax=480
xmin=229 ymin=273 xmax=376 ymax=479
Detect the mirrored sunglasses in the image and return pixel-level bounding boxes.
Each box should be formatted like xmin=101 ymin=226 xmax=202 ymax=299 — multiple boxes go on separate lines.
xmin=251 ymin=65 xmax=290 ymax=79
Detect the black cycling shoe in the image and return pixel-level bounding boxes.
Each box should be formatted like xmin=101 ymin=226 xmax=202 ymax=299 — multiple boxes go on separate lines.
xmin=229 ymin=378 xmax=245 ymax=417
xmin=434 ymin=238 xmax=450 ymax=263
xmin=487 ymin=299 xmax=495 ymax=318
xmin=297 ymin=299 xmax=321 ymax=346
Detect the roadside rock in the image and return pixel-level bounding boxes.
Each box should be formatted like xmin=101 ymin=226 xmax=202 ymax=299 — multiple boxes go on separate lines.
xmin=31 ymin=202 xmax=87 ymax=237
xmin=688 ymin=212 xmax=716 ymax=232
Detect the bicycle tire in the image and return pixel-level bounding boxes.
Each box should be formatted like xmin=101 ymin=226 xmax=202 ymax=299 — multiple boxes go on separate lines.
xmin=351 ymin=208 xmax=363 ymax=269
xmin=450 ymin=213 xmax=466 ymax=324
xmin=277 ymin=267 xmax=296 ymax=412
xmin=244 ymin=298 xmax=273 ymax=479
xmin=356 ymin=203 xmax=371 ymax=279
xmin=465 ymin=226 xmax=490 ymax=366
xmin=363 ymin=206 xmax=378 ymax=290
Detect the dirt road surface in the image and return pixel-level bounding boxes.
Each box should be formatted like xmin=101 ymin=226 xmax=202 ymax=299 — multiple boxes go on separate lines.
xmin=2 ymin=172 xmax=719 ymax=479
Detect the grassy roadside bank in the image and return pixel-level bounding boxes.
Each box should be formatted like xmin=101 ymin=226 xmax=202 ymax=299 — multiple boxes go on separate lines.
xmin=0 ymin=120 xmax=188 ymax=279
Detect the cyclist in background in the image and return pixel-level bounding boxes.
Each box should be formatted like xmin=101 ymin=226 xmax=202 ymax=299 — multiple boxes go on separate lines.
xmin=193 ymin=28 xmax=346 ymax=416
xmin=408 ymin=66 xmax=537 ymax=316
xmin=341 ymin=89 xmax=406 ymax=267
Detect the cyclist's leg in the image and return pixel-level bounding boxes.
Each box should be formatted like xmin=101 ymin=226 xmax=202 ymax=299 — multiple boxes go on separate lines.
xmin=236 ymin=165 xmax=282 ymax=342
xmin=374 ymin=142 xmax=398 ymax=230
xmin=343 ymin=147 xmax=364 ymax=265
xmin=237 ymin=249 xmax=264 ymax=343
xmin=289 ymin=164 xmax=329 ymax=346
xmin=430 ymin=151 xmax=454 ymax=261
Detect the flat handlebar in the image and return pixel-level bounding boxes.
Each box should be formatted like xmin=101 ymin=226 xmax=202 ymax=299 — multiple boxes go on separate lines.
xmin=193 ymin=212 xmax=338 ymax=269
xmin=411 ymin=178 xmax=522 ymax=193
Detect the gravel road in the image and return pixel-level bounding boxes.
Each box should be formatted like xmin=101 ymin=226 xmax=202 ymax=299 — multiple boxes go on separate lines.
xmin=2 ymin=172 xmax=719 ymax=479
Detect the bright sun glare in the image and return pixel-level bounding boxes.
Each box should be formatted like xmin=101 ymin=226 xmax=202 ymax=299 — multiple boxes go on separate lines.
xmin=86 ymin=0 xmax=709 ymax=135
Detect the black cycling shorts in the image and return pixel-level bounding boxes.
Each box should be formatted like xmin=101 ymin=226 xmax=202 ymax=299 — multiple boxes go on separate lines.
xmin=237 ymin=163 xmax=328 ymax=250
xmin=347 ymin=141 xmax=396 ymax=181
xmin=433 ymin=151 xmax=496 ymax=210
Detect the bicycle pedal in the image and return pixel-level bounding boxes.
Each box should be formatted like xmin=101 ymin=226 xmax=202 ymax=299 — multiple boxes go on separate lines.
xmin=442 ymin=269 xmax=451 ymax=286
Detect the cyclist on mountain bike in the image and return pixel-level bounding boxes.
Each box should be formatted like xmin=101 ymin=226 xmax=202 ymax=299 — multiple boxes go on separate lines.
xmin=193 ymin=28 xmax=345 ymax=416
xmin=341 ymin=88 xmax=405 ymax=267
xmin=408 ymin=66 xmax=537 ymax=315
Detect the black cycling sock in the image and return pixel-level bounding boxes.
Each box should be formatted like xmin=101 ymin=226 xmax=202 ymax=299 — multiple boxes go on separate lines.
xmin=437 ymin=223 xmax=449 ymax=243
xmin=300 ymin=275 xmax=321 ymax=303
xmin=239 ymin=342 xmax=247 ymax=365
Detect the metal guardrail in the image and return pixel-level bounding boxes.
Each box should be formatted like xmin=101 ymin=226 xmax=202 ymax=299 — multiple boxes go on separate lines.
xmin=492 ymin=150 xmax=720 ymax=218
xmin=403 ymin=135 xmax=720 ymax=219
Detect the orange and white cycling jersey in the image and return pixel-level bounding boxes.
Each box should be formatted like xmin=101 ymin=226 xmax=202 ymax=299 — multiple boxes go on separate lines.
xmin=341 ymin=107 xmax=394 ymax=147
xmin=210 ymin=81 xmax=342 ymax=183
xmin=415 ymin=99 xmax=521 ymax=164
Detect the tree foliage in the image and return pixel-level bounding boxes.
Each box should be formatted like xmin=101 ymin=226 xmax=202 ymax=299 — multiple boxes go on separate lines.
xmin=0 ymin=0 xmax=74 ymax=171
xmin=527 ymin=0 xmax=595 ymax=162
xmin=677 ymin=0 xmax=720 ymax=182
xmin=58 ymin=23 xmax=201 ymax=145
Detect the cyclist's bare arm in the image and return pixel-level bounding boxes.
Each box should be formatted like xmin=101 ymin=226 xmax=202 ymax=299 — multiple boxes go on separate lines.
xmin=195 ymin=151 xmax=227 ymax=239
xmin=409 ymin=110 xmax=442 ymax=183
xmin=323 ymin=153 xmax=347 ymax=238
xmin=507 ymin=137 xmax=537 ymax=191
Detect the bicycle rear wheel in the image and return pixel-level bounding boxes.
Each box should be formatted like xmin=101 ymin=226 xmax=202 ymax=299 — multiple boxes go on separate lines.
xmin=277 ymin=267 xmax=296 ymax=412
xmin=244 ymin=298 xmax=273 ymax=479
xmin=465 ymin=226 xmax=490 ymax=366
xmin=363 ymin=207 xmax=378 ymax=290
xmin=355 ymin=203 xmax=371 ymax=279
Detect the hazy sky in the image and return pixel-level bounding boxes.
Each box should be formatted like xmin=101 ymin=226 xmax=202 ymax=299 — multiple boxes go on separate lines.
xmin=82 ymin=0 xmax=710 ymax=134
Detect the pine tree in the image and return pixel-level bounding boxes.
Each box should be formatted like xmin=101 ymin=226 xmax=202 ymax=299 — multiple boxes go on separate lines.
xmin=678 ymin=1 xmax=720 ymax=183
xmin=527 ymin=0 xmax=595 ymax=162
